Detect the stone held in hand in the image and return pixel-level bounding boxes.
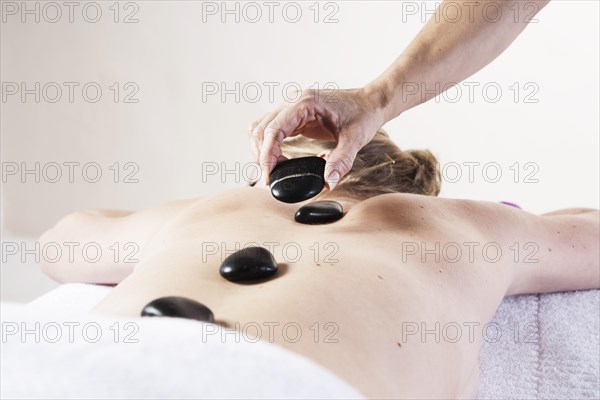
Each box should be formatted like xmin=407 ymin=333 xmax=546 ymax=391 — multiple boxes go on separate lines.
xmin=295 ymin=201 xmax=344 ymax=225
xmin=269 ymin=156 xmax=326 ymax=203
xmin=141 ymin=296 xmax=215 ymax=323
xmin=219 ymin=246 xmax=278 ymax=282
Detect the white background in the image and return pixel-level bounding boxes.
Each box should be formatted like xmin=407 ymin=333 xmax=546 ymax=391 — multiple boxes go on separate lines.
xmin=1 ymin=1 xmax=599 ymax=300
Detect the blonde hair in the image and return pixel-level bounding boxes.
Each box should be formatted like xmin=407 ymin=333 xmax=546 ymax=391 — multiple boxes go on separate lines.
xmin=280 ymin=130 xmax=441 ymax=200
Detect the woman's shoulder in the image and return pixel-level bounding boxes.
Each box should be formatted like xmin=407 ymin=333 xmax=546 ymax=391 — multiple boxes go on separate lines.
xmin=350 ymin=193 xmax=528 ymax=233
xmin=359 ymin=192 xmax=520 ymax=213
xmin=352 ymin=192 xmax=469 ymax=216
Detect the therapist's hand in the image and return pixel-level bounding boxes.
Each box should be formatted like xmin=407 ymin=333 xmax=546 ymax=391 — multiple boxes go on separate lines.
xmin=249 ymin=86 xmax=386 ymax=190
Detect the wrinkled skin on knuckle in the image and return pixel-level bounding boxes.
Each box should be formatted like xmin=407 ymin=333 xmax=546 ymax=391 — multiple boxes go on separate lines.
xmin=318 ymin=107 xmax=342 ymax=137
xmin=291 ymin=101 xmax=315 ymax=130
xmin=266 ymin=127 xmax=285 ymax=145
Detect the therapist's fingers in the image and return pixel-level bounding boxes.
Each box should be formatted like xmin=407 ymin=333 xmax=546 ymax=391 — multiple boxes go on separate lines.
xmin=323 ymin=130 xmax=363 ymax=191
xmin=248 ymin=112 xmax=269 ymax=162
xmin=250 ymin=107 xmax=285 ymax=164
xmin=248 ymin=111 xmax=271 ymax=135
xmin=259 ymin=104 xmax=315 ymax=184
xmin=247 ymin=116 xmax=262 ymax=133
xmin=259 ymin=127 xmax=286 ymax=184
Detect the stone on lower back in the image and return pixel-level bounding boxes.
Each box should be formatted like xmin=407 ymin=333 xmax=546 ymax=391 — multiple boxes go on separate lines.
xmin=141 ymin=296 xmax=215 ymax=323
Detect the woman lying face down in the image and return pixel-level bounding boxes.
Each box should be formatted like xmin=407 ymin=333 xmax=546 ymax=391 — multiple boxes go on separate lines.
xmin=40 ymin=131 xmax=599 ymax=399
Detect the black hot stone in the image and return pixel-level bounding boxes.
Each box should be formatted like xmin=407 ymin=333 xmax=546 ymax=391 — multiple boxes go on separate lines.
xmin=141 ymin=296 xmax=214 ymax=323
xmin=219 ymin=246 xmax=278 ymax=282
xmin=269 ymin=156 xmax=326 ymax=203
xmin=295 ymin=201 xmax=344 ymax=225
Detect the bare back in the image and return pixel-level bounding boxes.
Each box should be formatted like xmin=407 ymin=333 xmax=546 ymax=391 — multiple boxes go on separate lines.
xmin=42 ymin=187 xmax=599 ymax=398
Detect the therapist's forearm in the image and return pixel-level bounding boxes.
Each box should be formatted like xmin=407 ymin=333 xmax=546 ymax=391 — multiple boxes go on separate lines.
xmin=366 ymin=0 xmax=550 ymax=122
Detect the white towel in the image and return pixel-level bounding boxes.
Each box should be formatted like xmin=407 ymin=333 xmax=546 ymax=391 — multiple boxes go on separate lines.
xmin=26 ymin=282 xmax=113 ymax=314
xmin=478 ymin=291 xmax=600 ymax=399
xmin=3 ymin=284 xmax=599 ymax=398
xmin=1 ymin=299 xmax=364 ymax=399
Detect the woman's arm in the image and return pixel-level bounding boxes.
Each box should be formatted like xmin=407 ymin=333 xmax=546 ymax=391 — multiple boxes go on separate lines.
xmin=252 ymin=0 xmax=550 ymax=187
xmin=39 ymin=199 xmax=197 ymax=284
xmin=368 ymin=0 xmax=551 ymax=121
xmin=507 ymin=208 xmax=599 ymax=295
xmin=463 ymin=203 xmax=599 ymax=296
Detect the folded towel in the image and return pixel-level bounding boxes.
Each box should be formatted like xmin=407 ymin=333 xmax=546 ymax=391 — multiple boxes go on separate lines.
xmin=478 ymin=290 xmax=600 ymax=399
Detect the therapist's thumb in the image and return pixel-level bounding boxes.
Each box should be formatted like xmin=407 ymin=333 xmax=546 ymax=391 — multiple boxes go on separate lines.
xmin=323 ymin=137 xmax=361 ymax=191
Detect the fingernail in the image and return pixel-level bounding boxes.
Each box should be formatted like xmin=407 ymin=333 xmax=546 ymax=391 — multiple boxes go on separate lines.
xmin=327 ymin=170 xmax=339 ymax=191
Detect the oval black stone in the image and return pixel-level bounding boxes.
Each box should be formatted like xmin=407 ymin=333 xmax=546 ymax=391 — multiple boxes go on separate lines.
xmin=219 ymin=246 xmax=278 ymax=282
xmin=141 ymin=296 xmax=214 ymax=323
xmin=295 ymin=201 xmax=344 ymax=225
xmin=269 ymin=156 xmax=326 ymax=203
